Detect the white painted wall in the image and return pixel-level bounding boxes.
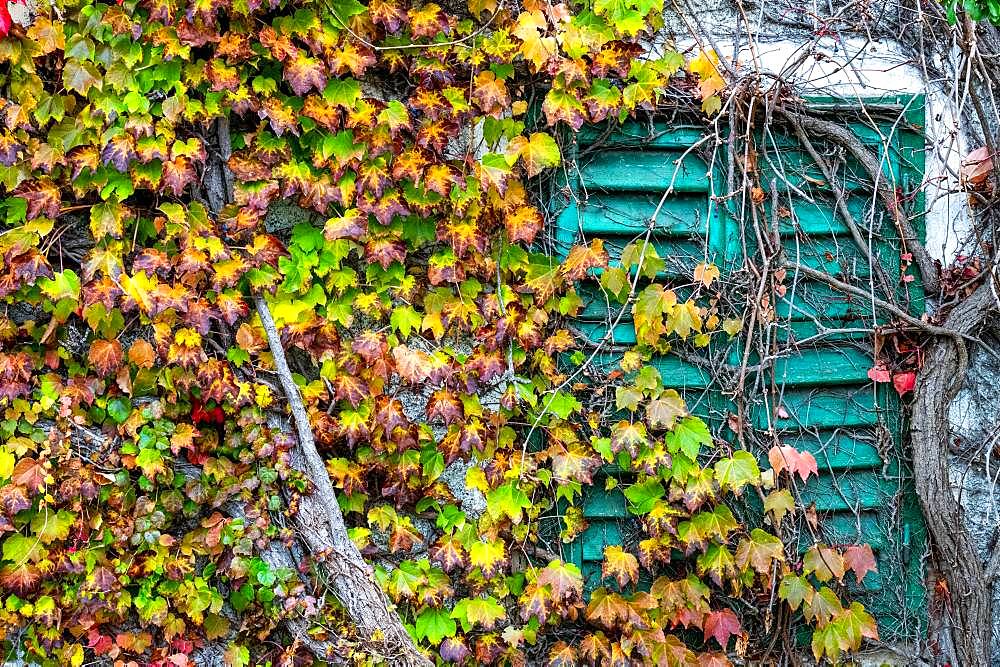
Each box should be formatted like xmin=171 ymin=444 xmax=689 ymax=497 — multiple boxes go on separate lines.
xmin=675 ymin=24 xmax=975 ymax=263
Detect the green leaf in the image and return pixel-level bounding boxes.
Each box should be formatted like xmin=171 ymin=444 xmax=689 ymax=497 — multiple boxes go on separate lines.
xmin=665 ymin=416 xmax=712 ymax=460
xmin=506 ymin=132 xmax=561 ymax=177
xmin=624 ymin=478 xmax=664 ymax=515
xmin=39 ymin=270 xmax=81 ymax=302
xmin=135 ymin=448 xmax=166 ymax=479
xmin=777 ymin=574 xmax=813 ymax=611
xmin=63 ymin=60 xmax=102 ymax=96
xmin=486 ymin=482 xmax=531 ymax=524
xmin=30 ymin=510 xmax=75 ymax=544
xmin=3 ymin=535 xmax=44 ymax=564
xmin=614 ymin=386 xmax=643 ymax=412
xmin=547 ymin=391 xmax=582 ymax=419
xmin=414 ymin=607 xmax=457 ymax=645
xmin=450 ymin=596 xmax=506 ymax=632
xmin=390 ymin=305 xmax=422 ymax=338
xmin=713 ymin=450 xmax=760 ymax=493
xmin=230 ymin=583 xmax=254 ymax=613
xmin=106 ymin=397 xmax=131 ymax=424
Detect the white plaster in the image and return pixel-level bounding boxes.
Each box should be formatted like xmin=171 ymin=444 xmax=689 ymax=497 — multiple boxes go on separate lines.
xmin=678 ymin=29 xmax=975 ymax=263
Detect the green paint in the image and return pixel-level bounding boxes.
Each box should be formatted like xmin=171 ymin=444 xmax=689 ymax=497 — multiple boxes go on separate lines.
xmin=553 ymin=95 xmax=928 ymax=639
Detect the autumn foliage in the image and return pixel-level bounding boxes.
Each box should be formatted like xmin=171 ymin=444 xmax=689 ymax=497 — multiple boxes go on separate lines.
xmin=0 ymin=0 xmax=878 ymax=664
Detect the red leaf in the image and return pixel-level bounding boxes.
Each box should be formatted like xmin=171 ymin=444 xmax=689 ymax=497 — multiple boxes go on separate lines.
xmin=867 ymin=365 xmax=891 ymax=383
xmin=702 ymin=608 xmax=741 ymax=649
xmin=893 ymin=371 xmax=916 ymax=396
xmin=843 ymin=544 xmax=878 ymax=582
xmin=0 ymin=0 xmax=14 ymax=38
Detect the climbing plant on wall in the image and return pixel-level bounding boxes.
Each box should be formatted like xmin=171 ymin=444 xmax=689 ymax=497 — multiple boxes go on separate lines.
xmin=0 ymin=0 xmax=883 ymax=664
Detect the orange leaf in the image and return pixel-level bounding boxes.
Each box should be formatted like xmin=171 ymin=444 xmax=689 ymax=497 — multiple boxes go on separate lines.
xmin=88 ymin=339 xmax=124 ymax=377
xmin=767 ymin=444 xmax=817 ymax=482
xmin=562 ymin=239 xmax=608 ymax=280
xmin=127 ymin=339 xmax=156 ymax=369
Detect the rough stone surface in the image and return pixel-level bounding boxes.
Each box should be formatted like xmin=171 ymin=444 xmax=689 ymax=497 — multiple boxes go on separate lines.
xmin=946 ymin=333 xmax=1000 ymax=662
xmin=440 ymin=459 xmax=487 ymax=519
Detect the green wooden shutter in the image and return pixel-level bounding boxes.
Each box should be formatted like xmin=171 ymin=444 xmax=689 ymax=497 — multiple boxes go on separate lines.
xmin=552 ymin=96 xmax=927 ymax=640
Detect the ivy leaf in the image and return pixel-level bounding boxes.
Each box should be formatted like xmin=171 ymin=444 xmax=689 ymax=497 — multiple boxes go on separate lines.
xmin=842 ymin=544 xmax=878 ymax=583
xmin=63 ymin=60 xmax=102 ymax=96
xmin=450 ymin=596 xmax=506 ymax=632
xmin=414 ymin=607 xmax=457 ymax=645
xmin=837 ymin=601 xmax=879 ymax=647
xmin=562 ymin=239 xmax=608 ymax=280
xmin=665 ymin=416 xmax=712 ymax=460
xmin=602 ymin=545 xmax=639 ymax=587
xmin=88 ymin=339 xmax=124 ymax=377
xmin=512 ymin=11 xmax=556 ymax=72
xmin=778 ymin=574 xmax=814 ymax=611
xmin=803 ymin=544 xmax=846 ymax=583
xmin=128 ymin=339 xmax=156 ymax=368
xmin=584 ymin=587 xmax=631 ymax=630
xmin=763 ymin=489 xmax=794 ymax=527
xmin=284 ymin=54 xmax=328 ymax=96
xmin=90 ymin=199 xmax=126 ymax=239
xmin=390 ymin=305 xmax=422 ymax=338
xmin=537 ymin=560 xmax=584 ymax=603
xmin=547 ymin=643 xmax=578 ymax=667
xmin=3 ymin=534 xmax=46 ymax=564
xmin=734 ymin=528 xmax=784 ymax=574
xmin=666 ymin=300 xmax=702 ymax=339
xmin=702 ymin=608 xmax=741 ymax=649
xmin=805 ymin=586 xmax=843 ymax=625
xmin=713 ymin=451 xmax=760 ymax=494
xmin=615 ymin=386 xmax=643 ymax=412
xmin=505 ymin=205 xmax=543 ymax=244
xmin=135 ymin=448 xmax=167 ymax=480
xmin=646 ymin=389 xmax=686 ymax=430
xmin=624 ymin=478 xmax=664 ymax=515
xmin=11 ymin=458 xmax=46 ymax=493
xmin=767 ymin=444 xmax=818 ymax=481
xmin=548 ymin=441 xmax=601 ymax=484
xmin=693 ymin=262 xmax=720 ymax=287
xmin=204 ymin=613 xmax=231 ymax=641
xmin=506 ymin=132 xmax=561 ymax=177
xmin=486 ymin=482 xmax=531 ymax=524
xmin=0 ymin=448 xmax=13 ymax=480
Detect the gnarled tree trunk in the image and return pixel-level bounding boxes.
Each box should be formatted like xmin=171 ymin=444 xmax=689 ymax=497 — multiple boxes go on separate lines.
xmin=912 ymin=281 xmax=998 ymax=666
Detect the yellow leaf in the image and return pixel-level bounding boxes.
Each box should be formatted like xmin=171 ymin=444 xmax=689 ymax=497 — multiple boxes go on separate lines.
xmin=667 ymin=300 xmax=702 ymax=339
xmin=693 ymin=262 xmax=720 ymax=287
xmin=0 ymin=448 xmax=13 ymax=479
xmin=513 ymin=11 xmax=556 ymax=72
xmin=688 ymin=49 xmax=726 ymax=103
xmin=466 ymin=466 xmax=489 ymax=494
xmin=70 ymin=644 xmax=84 ymax=667
xmin=121 ymin=271 xmax=158 ymax=314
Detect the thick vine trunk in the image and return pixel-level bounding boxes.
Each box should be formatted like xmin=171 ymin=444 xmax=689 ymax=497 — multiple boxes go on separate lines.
xmin=199 ymin=119 xmax=430 ymax=666
xmin=912 ymin=281 xmax=997 ymax=666
xmin=256 ymin=298 xmax=432 ymax=667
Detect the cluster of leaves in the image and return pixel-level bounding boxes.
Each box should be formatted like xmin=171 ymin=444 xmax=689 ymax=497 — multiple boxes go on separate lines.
xmin=0 ymin=0 xmax=879 ymax=664
xmin=945 ymin=0 xmax=1000 ymax=23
